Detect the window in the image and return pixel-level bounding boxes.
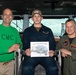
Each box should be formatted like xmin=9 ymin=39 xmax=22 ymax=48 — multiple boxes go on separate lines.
xmin=0 ymin=19 xmax=23 ymax=32
xmin=0 ymin=20 xmax=2 ymax=24
xmin=11 ymin=20 xmax=23 ymax=32
xmin=29 ymin=18 xmax=68 ymax=37
xmin=74 ymin=17 xmax=76 ymax=21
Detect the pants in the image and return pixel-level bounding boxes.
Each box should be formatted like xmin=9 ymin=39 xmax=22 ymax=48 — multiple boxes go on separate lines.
xmin=22 ymin=57 xmax=58 ymax=75
xmin=0 ymin=60 xmax=14 ymax=75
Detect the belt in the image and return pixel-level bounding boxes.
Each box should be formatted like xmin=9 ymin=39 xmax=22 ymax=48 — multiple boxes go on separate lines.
xmin=2 ymin=60 xmax=14 ymax=66
xmin=3 ymin=62 xmax=10 ymax=65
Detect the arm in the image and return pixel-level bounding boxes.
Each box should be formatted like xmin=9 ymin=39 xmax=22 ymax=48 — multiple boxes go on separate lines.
xmin=60 ymin=48 xmax=71 ymax=57
xmin=71 ymin=50 xmax=76 ymax=61
xmin=8 ymin=31 xmax=22 ymax=52
xmin=0 ymin=47 xmax=9 ymax=54
xmin=0 ymin=44 xmax=21 ymax=54
xmin=49 ymin=29 xmax=56 ymax=50
xmin=61 ymin=48 xmax=76 ymax=60
xmin=48 ymin=29 xmax=56 ymax=56
xmin=22 ymin=29 xmax=31 ymax=56
xmin=56 ymin=38 xmax=63 ymax=50
xmin=56 ymin=37 xmax=67 ymax=57
xmin=22 ymin=29 xmax=30 ymax=50
xmin=16 ymin=31 xmax=22 ymax=50
xmin=0 ymin=30 xmax=22 ymax=54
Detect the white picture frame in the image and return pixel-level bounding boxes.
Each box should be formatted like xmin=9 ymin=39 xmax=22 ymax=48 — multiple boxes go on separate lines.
xmin=30 ymin=42 xmax=49 ymax=57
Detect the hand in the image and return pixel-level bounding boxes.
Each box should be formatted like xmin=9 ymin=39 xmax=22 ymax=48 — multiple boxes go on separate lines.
xmin=62 ymin=53 xmax=68 ymax=58
xmin=49 ymin=50 xmax=54 ymax=57
xmin=60 ymin=49 xmax=71 ymax=57
xmin=25 ymin=48 xmax=31 ymax=56
xmin=9 ymin=44 xmax=20 ymax=52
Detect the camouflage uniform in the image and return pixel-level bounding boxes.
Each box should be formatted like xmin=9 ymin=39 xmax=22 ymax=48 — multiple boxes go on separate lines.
xmin=56 ymin=35 xmax=76 ymax=75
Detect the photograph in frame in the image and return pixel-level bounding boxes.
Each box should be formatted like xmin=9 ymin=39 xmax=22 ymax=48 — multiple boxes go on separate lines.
xmin=30 ymin=42 xmax=49 ymax=57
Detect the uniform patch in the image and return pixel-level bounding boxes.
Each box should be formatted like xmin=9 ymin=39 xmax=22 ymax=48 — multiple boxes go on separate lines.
xmin=71 ymin=44 xmax=76 ymax=49
xmin=63 ymin=40 xmax=69 ymax=46
xmin=43 ymin=31 xmax=49 ymax=34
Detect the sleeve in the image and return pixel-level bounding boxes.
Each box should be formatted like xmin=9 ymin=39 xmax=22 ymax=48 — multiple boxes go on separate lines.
xmin=49 ymin=29 xmax=56 ymax=50
xmin=22 ymin=29 xmax=30 ymax=51
xmin=71 ymin=50 xmax=76 ymax=61
xmin=16 ymin=30 xmax=22 ymax=50
xmin=0 ymin=30 xmax=22 ymax=55
xmin=56 ymin=38 xmax=63 ymax=50
xmin=0 ymin=47 xmax=9 ymax=54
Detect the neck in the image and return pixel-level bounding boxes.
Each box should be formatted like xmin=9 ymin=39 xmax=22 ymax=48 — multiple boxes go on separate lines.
xmin=34 ymin=23 xmax=42 ymax=28
xmin=2 ymin=23 xmax=10 ymax=27
xmin=68 ymin=33 xmax=76 ymax=38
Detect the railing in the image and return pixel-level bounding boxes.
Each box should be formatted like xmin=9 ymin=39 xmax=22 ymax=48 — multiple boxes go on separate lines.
xmin=15 ymin=49 xmax=22 ymax=75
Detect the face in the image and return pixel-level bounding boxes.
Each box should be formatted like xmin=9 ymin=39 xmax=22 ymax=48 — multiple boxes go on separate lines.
xmin=66 ymin=21 xmax=76 ymax=35
xmin=2 ymin=8 xmax=13 ymax=26
xmin=32 ymin=14 xmax=43 ymax=24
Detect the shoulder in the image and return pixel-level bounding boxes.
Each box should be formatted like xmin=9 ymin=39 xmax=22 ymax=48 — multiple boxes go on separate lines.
xmin=23 ymin=26 xmax=32 ymax=35
xmin=24 ymin=26 xmax=32 ymax=32
xmin=42 ymin=25 xmax=52 ymax=32
xmin=42 ymin=25 xmax=54 ymax=36
xmin=0 ymin=24 xmax=1 ymax=27
xmin=42 ymin=25 xmax=50 ymax=29
xmin=0 ymin=24 xmax=3 ymax=27
xmin=10 ymin=26 xmax=18 ymax=32
xmin=60 ymin=35 xmax=68 ymax=41
xmin=61 ymin=35 xmax=68 ymax=39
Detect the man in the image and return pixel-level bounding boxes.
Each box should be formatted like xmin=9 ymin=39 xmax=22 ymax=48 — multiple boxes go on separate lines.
xmin=22 ymin=9 xmax=58 ymax=75
xmin=0 ymin=8 xmax=22 ymax=75
xmin=56 ymin=19 xmax=76 ymax=75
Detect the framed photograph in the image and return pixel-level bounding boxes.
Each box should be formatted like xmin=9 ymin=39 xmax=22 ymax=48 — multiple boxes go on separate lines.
xmin=30 ymin=42 xmax=49 ymax=57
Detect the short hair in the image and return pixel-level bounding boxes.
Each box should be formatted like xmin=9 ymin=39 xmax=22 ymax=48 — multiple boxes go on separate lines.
xmin=2 ymin=8 xmax=13 ymax=15
xmin=65 ymin=19 xmax=76 ymax=25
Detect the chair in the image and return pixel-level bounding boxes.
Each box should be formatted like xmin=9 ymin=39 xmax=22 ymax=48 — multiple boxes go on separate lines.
xmin=15 ymin=50 xmax=61 ymax=75
xmin=35 ymin=64 xmax=46 ymax=75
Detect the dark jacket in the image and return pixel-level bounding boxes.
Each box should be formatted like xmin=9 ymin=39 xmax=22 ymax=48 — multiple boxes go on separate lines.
xmin=23 ymin=24 xmax=56 ymax=51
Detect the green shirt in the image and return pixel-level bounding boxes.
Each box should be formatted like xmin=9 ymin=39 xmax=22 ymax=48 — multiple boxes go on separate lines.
xmin=0 ymin=24 xmax=22 ymax=62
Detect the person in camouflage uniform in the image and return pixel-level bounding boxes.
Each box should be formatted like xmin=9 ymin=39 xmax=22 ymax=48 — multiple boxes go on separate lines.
xmin=56 ymin=19 xmax=76 ymax=75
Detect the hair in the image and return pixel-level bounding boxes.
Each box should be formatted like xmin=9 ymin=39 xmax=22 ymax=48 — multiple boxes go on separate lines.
xmin=2 ymin=8 xmax=13 ymax=15
xmin=65 ymin=19 xmax=76 ymax=25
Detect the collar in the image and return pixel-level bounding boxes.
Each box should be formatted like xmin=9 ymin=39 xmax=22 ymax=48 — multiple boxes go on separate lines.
xmin=1 ymin=24 xmax=11 ymax=28
xmin=31 ymin=24 xmax=44 ymax=31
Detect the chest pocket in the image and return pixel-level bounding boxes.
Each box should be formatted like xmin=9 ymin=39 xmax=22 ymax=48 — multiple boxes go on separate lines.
xmin=70 ymin=44 xmax=76 ymax=50
xmin=40 ymin=31 xmax=49 ymax=41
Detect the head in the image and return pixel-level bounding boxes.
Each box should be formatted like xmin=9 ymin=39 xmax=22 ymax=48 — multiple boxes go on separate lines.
xmin=32 ymin=9 xmax=43 ymax=25
xmin=65 ymin=19 xmax=76 ymax=36
xmin=2 ymin=8 xmax=13 ymax=26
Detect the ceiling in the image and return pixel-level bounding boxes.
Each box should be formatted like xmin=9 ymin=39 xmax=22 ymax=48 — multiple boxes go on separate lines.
xmin=0 ymin=0 xmax=76 ymax=16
